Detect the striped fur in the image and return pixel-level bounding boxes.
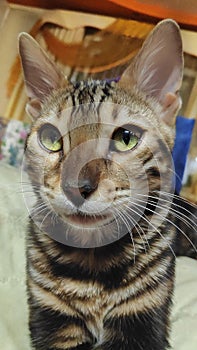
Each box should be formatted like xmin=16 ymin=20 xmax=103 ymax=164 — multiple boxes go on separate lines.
xmin=27 ymin=221 xmax=175 ymax=350
xmin=25 ymin=78 xmax=177 ymax=349
xmin=18 ymin=20 xmax=189 ymax=350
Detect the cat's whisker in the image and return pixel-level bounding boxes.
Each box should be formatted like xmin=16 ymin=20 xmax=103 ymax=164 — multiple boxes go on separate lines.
xmin=20 ymin=194 xmax=38 ymax=200
xmin=114 ymin=197 xmax=149 ymax=252
xmin=18 ymin=199 xmax=47 ymax=223
xmin=153 ymin=190 xmax=197 ymax=212
xmin=30 ymin=209 xmax=48 ymax=222
xmin=135 ymin=192 xmax=197 ymax=226
xmin=131 ymin=197 xmax=196 ymax=257
xmin=122 ymin=203 xmax=150 ymax=253
xmin=118 ymin=197 xmax=177 ymax=258
xmin=31 ymin=205 xmax=48 ymax=215
xmin=20 ymin=187 xmax=39 ymax=192
xmin=18 ymin=182 xmax=41 ymax=196
xmin=129 ymin=218 xmax=148 ymax=255
xmin=166 ymin=166 xmax=183 ymax=185
xmin=133 ymin=197 xmax=197 ymax=255
xmin=133 ymin=192 xmax=197 ymax=232
xmin=19 ymin=181 xmax=40 ymax=188
xmin=30 ymin=202 xmax=47 ymax=212
xmin=50 ymin=211 xmax=58 ymax=226
xmin=39 ymin=208 xmax=53 ymax=230
xmin=19 ymin=185 xmax=39 ymax=190
xmin=30 ymin=204 xmax=49 ymax=221
xmin=19 ymin=189 xmax=39 ymax=198
xmin=147 ymin=198 xmax=197 ymax=231
xmin=113 ymin=206 xmax=136 ymax=262
xmin=111 ymin=211 xmax=121 ymax=240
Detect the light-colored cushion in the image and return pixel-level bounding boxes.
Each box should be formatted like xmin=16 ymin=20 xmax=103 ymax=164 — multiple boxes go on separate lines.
xmin=0 ymin=164 xmax=196 ymax=350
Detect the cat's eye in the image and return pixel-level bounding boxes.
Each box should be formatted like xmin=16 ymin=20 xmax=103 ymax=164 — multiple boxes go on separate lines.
xmin=39 ymin=124 xmax=63 ymax=152
xmin=111 ymin=127 xmax=140 ymax=152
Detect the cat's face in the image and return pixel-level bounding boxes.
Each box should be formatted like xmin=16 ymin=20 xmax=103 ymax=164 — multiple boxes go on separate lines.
xmin=19 ymin=20 xmax=183 ymax=247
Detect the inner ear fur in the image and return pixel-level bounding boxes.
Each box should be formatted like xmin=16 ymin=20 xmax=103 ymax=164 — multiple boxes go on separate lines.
xmin=119 ymin=19 xmax=183 ymax=125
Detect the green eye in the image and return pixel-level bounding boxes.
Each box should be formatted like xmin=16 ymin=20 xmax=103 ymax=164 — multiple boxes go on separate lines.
xmin=39 ymin=124 xmax=62 ymax=152
xmin=112 ymin=127 xmax=140 ymax=152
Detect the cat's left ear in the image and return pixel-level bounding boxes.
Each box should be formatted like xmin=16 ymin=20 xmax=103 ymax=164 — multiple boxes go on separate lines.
xmin=18 ymin=33 xmax=66 ymax=119
xmin=119 ymin=19 xmax=184 ymax=125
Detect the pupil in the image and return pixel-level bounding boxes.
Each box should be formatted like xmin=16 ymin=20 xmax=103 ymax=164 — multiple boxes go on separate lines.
xmin=122 ymin=130 xmax=131 ymax=145
xmin=50 ymin=132 xmax=58 ymax=143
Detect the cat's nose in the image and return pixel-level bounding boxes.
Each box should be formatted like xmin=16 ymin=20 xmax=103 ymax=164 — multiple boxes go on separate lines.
xmin=63 ymin=181 xmax=97 ymax=207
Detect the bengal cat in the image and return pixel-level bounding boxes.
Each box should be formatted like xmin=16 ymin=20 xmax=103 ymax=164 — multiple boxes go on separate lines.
xmin=18 ymin=19 xmax=196 ymax=350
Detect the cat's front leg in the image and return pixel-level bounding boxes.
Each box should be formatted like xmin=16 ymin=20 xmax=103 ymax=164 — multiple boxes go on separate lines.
xmin=95 ymin=307 xmax=171 ymax=350
xmin=29 ymin=301 xmax=93 ymax=350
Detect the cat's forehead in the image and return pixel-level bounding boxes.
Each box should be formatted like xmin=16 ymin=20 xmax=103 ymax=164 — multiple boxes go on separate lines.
xmin=38 ymin=80 xmax=157 ymax=133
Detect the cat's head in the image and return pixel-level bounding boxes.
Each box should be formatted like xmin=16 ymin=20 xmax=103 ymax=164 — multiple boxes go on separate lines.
xmin=19 ymin=19 xmax=183 ymax=248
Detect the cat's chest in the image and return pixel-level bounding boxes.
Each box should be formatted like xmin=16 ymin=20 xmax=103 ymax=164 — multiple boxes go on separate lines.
xmin=58 ymin=278 xmax=117 ymax=344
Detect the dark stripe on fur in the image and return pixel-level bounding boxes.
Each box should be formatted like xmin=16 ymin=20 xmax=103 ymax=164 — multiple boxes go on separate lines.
xmin=103 ymin=299 xmax=172 ymax=350
xmin=29 ymin=302 xmax=93 ymax=350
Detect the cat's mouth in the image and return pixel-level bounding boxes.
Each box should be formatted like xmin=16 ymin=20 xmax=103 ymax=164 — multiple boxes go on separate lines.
xmin=64 ymin=212 xmax=112 ymax=228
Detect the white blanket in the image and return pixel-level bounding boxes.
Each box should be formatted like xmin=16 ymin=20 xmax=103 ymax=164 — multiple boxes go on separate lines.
xmin=0 ymin=164 xmax=196 ymax=350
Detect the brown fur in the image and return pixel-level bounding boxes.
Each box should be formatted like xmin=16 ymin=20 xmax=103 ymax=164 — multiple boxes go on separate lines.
xmin=18 ymin=20 xmax=191 ymax=350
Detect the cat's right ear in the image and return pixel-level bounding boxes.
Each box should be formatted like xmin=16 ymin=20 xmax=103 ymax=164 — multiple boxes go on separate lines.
xmin=18 ymin=33 xmax=66 ymax=119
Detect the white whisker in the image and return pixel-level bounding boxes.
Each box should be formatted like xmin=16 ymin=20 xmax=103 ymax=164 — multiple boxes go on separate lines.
xmin=134 ymin=196 xmax=197 ymax=256
xmin=134 ymin=198 xmax=196 ymax=256
xmin=115 ymin=196 xmax=176 ymax=257
xmin=109 ymin=210 xmax=121 ymax=240
xmin=136 ymin=192 xmax=197 ymax=221
xmin=113 ymin=206 xmax=136 ymax=262
xmin=122 ymin=203 xmax=150 ymax=253
xmin=39 ymin=209 xmax=53 ymax=230
xmin=134 ymin=193 xmax=197 ymax=231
